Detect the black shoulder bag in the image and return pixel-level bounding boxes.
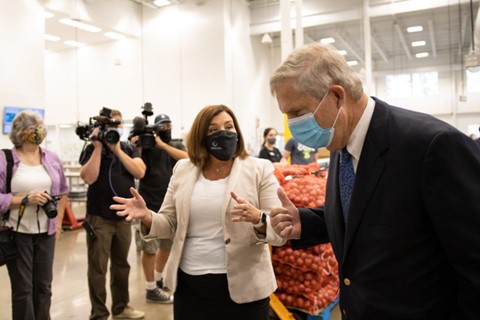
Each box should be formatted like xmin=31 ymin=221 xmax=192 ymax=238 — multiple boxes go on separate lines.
xmin=0 ymin=149 xmax=18 ymax=266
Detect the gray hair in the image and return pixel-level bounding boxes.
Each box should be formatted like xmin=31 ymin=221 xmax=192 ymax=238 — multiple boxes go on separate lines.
xmin=270 ymin=43 xmax=364 ymax=100
xmin=9 ymin=111 xmax=46 ymax=147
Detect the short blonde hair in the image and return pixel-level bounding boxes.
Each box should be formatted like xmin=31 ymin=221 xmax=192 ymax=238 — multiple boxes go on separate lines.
xmin=9 ymin=111 xmax=46 ymax=148
xmin=186 ymin=105 xmax=248 ymax=168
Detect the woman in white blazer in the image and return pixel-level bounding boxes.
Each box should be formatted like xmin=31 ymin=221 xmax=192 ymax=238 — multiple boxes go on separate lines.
xmin=112 ymin=105 xmax=286 ymax=320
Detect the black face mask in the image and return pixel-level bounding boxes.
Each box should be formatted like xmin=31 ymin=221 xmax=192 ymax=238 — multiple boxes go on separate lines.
xmin=158 ymin=130 xmax=172 ymax=143
xmin=205 ymin=130 xmax=238 ymax=161
xmin=267 ymin=137 xmax=276 ymax=145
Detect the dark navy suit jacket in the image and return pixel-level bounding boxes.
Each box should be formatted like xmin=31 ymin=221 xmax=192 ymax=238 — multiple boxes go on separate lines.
xmin=292 ymin=97 xmax=480 ymax=319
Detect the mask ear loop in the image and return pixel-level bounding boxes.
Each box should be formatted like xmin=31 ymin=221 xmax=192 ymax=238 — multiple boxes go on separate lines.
xmin=331 ymin=106 xmax=342 ymax=129
xmin=312 ymin=89 xmax=330 ymax=116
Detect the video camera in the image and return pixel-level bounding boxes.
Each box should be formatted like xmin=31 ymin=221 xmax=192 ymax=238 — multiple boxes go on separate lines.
xmin=129 ymin=102 xmax=165 ymax=149
xmin=75 ymin=107 xmax=122 ymax=144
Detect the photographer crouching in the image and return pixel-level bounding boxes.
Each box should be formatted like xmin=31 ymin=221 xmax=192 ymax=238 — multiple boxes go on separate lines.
xmin=128 ymin=103 xmax=188 ymax=304
xmin=78 ymin=108 xmax=146 ymax=320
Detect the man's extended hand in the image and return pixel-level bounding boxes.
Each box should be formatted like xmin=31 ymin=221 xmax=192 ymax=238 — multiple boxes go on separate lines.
xmin=270 ymin=187 xmax=301 ymax=239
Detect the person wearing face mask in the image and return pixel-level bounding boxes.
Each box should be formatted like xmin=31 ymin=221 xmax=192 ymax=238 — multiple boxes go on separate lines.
xmin=79 ymin=109 xmax=146 ymax=320
xmin=110 ymin=105 xmax=286 ymax=320
xmin=129 ymin=113 xmax=187 ymax=304
xmin=0 ymin=111 xmax=69 ymax=320
xmin=269 ymin=43 xmax=480 ymax=319
xmin=258 ymin=127 xmax=283 ymax=163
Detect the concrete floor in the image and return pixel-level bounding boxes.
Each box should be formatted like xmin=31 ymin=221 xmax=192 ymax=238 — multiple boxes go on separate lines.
xmin=0 ymin=203 xmax=340 ymax=320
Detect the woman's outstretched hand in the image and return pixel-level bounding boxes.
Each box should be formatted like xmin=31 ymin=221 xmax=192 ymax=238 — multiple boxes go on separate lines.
xmin=111 ymin=187 xmax=151 ymax=225
xmin=230 ymin=191 xmax=262 ymax=224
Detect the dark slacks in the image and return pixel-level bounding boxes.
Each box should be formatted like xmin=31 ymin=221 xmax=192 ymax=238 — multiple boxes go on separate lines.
xmin=86 ymin=215 xmax=132 ymax=320
xmin=174 ymin=268 xmax=270 ymax=320
xmin=7 ymin=232 xmax=55 ymax=320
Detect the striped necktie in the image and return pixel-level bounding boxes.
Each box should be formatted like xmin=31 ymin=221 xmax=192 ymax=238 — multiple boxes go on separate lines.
xmin=339 ymin=148 xmax=355 ymax=223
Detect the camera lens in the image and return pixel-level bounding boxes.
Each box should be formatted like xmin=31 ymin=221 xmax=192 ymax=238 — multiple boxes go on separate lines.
xmin=104 ymin=129 xmax=120 ymax=144
xmin=43 ymin=200 xmax=58 ymax=218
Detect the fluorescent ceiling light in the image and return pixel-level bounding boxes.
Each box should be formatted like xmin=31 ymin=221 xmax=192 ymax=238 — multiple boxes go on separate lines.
xmin=337 ymin=50 xmax=347 ymax=56
xmin=347 ymin=60 xmax=358 ymax=66
xmin=320 ymin=37 xmax=335 ymax=44
xmin=64 ymin=40 xmax=86 ymax=48
xmin=44 ymin=34 xmax=61 ymax=42
xmin=154 ymin=0 xmax=171 ymax=6
xmin=59 ymin=18 xmax=101 ymax=33
xmin=44 ymin=11 xmax=54 ymax=19
xmin=104 ymin=32 xmax=126 ymax=40
xmin=407 ymin=26 xmax=423 ymax=33
xmin=59 ymin=124 xmax=73 ymax=128
xmin=415 ymin=52 xmax=429 ymax=58
xmin=411 ymin=41 xmax=426 ymax=47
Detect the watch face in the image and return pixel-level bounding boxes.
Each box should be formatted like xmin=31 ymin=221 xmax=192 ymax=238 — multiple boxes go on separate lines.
xmin=261 ymin=212 xmax=267 ymax=223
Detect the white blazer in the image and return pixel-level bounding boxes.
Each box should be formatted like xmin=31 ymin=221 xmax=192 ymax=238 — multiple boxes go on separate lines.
xmin=142 ymin=156 xmax=286 ymax=303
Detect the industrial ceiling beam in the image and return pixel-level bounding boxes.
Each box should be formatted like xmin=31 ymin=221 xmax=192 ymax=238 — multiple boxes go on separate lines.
xmin=394 ymin=22 xmax=412 ymax=60
xmin=371 ymin=36 xmax=389 ymax=63
xmin=333 ymin=30 xmax=365 ymax=66
xmin=428 ymin=19 xmax=437 ymax=58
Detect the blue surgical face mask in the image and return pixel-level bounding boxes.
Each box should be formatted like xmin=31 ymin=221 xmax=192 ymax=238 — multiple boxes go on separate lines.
xmin=287 ymin=91 xmax=341 ymax=149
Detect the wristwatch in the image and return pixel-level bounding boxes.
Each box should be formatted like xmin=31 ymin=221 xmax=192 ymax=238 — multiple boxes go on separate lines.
xmin=21 ymin=194 xmax=29 ymax=206
xmin=252 ymin=211 xmax=267 ymax=228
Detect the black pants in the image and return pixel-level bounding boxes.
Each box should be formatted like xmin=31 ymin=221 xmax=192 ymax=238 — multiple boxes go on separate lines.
xmin=174 ymin=268 xmax=270 ymax=320
xmin=86 ymin=215 xmax=132 ymax=320
xmin=7 ymin=232 xmax=55 ymax=320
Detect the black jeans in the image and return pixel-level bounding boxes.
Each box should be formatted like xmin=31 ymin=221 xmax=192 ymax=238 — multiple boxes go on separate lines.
xmin=7 ymin=232 xmax=55 ymax=320
xmin=174 ymin=268 xmax=270 ymax=320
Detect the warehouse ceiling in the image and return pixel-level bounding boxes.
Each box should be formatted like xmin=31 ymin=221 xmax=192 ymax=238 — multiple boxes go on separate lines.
xmin=43 ymin=0 xmax=480 ymax=71
xmin=249 ymin=0 xmax=480 ymax=71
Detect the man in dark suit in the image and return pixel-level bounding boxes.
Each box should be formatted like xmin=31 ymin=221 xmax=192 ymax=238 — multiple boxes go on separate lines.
xmin=269 ymin=43 xmax=480 ymax=319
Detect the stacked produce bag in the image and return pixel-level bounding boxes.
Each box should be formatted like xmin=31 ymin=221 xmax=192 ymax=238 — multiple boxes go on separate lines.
xmin=272 ymin=163 xmax=339 ymax=315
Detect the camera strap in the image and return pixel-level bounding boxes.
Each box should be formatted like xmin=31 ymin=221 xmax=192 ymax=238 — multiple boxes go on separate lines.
xmin=108 ymin=156 xmax=119 ymax=197
xmin=16 ymin=198 xmax=28 ymax=231
xmin=16 ymin=201 xmax=41 ymax=233
xmin=2 ymin=149 xmax=14 ymax=224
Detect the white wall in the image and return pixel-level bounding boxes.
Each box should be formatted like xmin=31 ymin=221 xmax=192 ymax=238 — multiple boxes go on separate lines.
xmin=0 ymin=0 xmax=45 ymax=148
xmin=42 ymin=0 xmax=280 ymax=158
xmin=374 ymin=64 xmax=480 ymax=131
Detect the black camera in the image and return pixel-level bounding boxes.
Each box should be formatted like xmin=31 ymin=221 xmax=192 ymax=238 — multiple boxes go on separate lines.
xmin=129 ymin=102 xmax=163 ymax=149
xmin=75 ymin=107 xmax=122 ymax=144
xmin=43 ymin=192 xmax=61 ymax=219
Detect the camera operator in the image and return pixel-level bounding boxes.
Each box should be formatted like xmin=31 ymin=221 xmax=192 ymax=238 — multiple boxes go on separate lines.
xmin=129 ymin=113 xmax=187 ymax=304
xmin=79 ymin=109 xmax=146 ymax=320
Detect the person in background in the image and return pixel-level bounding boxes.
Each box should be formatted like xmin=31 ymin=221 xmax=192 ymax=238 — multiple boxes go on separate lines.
xmin=258 ymin=127 xmax=283 ymax=163
xmin=0 ymin=111 xmax=69 ymax=320
xmin=111 ymin=105 xmax=285 ymax=320
xmin=79 ymin=109 xmax=146 ymax=320
xmin=129 ymin=113 xmax=188 ymax=304
xmin=269 ymin=42 xmax=480 ymax=319
xmin=282 ymin=136 xmax=318 ymax=164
